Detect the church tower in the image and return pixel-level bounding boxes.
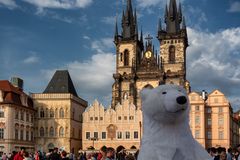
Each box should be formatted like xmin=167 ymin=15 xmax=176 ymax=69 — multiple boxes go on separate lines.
xmin=157 ymin=0 xmax=188 ymax=86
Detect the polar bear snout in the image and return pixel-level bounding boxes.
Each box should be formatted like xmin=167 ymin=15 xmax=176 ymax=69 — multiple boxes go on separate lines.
xmin=176 ymin=96 xmax=187 ymax=105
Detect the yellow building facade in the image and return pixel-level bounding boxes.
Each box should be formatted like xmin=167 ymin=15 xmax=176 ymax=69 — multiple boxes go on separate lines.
xmin=31 ymin=70 xmax=87 ymax=155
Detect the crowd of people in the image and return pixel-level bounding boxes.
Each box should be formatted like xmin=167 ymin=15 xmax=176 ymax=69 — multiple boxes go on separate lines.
xmin=207 ymin=145 xmax=240 ymax=160
xmin=2 ymin=145 xmax=240 ymax=160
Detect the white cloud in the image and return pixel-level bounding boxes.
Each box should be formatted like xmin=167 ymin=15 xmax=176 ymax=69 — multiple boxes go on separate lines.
xmin=136 ymin=0 xmax=185 ymax=8
xmin=23 ymin=55 xmax=40 ymax=64
xmin=83 ymin=36 xmax=90 ymax=40
xmin=101 ymin=16 xmax=116 ymax=25
xmin=42 ymin=53 xmax=115 ymax=106
xmin=0 ymin=0 xmax=17 ymax=9
xmin=91 ymin=38 xmax=114 ymax=53
xmin=228 ymin=1 xmax=240 ymax=12
xmin=22 ymin=0 xmax=93 ymax=9
xmin=187 ymin=27 xmax=240 ymax=109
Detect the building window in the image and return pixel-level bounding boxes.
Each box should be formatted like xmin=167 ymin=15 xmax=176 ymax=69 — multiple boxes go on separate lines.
xmin=40 ymin=127 xmax=44 ymax=137
xmin=169 ymin=45 xmax=175 ymax=63
xmin=40 ymin=109 xmax=44 ymax=118
xmin=124 ymin=50 xmax=129 ymax=66
xmin=118 ymin=116 xmax=121 ymax=120
xmin=86 ymin=132 xmax=90 ymax=140
xmin=129 ymin=116 xmax=134 ymax=120
xmin=124 ymin=116 xmax=127 ymax=120
xmin=134 ymin=131 xmax=138 ymax=139
xmin=117 ymin=132 xmax=122 ymax=139
xmin=195 ymin=130 xmax=200 ymax=138
xmin=207 ymin=118 xmax=212 ymax=126
xmin=20 ymin=130 xmax=23 ymax=140
xmin=49 ymin=127 xmax=54 ymax=137
xmin=95 ymin=117 xmax=98 ymax=121
xmin=219 ymin=131 xmax=224 ymax=139
xmin=90 ymin=117 xmax=93 ymax=121
xmin=100 ymin=117 xmax=103 ymax=121
xmin=0 ymin=128 xmax=4 ymax=139
xmin=207 ymin=108 xmax=211 ymax=113
xmin=26 ymin=131 xmax=29 ymax=141
xmin=125 ymin=131 xmax=130 ymax=139
xmin=218 ymin=117 xmax=224 ymax=126
xmin=94 ymin=132 xmax=98 ymax=139
xmin=59 ymin=108 xmax=64 ymax=118
xmin=207 ymin=131 xmax=212 ymax=139
xmin=21 ymin=111 xmax=24 ymax=121
xmin=50 ymin=109 xmax=54 ymax=118
xmin=31 ymin=131 xmax=34 ymax=141
xmin=195 ymin=106 xmax=199 ymax=111
xmin=31 ymin=115 xmax=33 ymax=123
xmin=15 ymin=129 xmax=18 ymax=140
xmin=59 ymin=127 xmax=64 ymax=137
xmin=195 ymin=116 xmax=200 ymax=124
xmin=0 ymin=108 xmax=4 ymax=118
xmin=219 ymin=107 xmax=223 ymax=113
xmin=15 ymin=111 xmax=19 ymax=119
xmin=26 ymin=113 xmax=29 ymax=122
xmin=102 ymin=132 xmax=106 ymax=139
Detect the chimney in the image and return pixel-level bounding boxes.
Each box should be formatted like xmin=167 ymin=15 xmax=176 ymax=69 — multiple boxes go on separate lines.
xmin=11 ymin=77 xmax=24 ymax=90
xmin=202 ymin=90 xmax=207 ymax=101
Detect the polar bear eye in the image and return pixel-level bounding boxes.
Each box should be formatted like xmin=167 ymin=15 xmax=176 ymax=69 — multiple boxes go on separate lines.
xmin=162 ymin=92 xmax=167 ymax=95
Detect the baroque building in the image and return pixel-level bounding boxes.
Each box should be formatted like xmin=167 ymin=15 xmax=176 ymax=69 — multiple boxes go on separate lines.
xmin=31 ymin=70 xmax=87 ymax=155
xmin=0 ymin=78 xmax=35 ymax=154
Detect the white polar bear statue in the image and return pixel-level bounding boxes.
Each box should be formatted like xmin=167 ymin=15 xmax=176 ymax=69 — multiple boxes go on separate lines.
xmin=138 ymin=84 xmax=212 ymax=160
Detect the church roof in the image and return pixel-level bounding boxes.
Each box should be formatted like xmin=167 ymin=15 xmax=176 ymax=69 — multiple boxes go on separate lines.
xmin=43 ymin=70 xmax=78 ymax=97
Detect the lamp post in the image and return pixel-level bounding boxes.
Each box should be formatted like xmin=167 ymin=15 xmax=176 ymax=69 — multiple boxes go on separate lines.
xmin=89 ymin=137 xmax=98 ymax=149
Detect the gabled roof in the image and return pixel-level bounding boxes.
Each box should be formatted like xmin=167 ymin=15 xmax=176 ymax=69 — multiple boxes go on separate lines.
xmin=43 ymin=70 xmax=78 ymax=97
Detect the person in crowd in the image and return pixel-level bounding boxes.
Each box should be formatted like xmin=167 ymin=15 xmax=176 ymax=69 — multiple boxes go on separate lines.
xmin=227 ymin=148 xmax=232 ymax=160
xmin=14 ymin=147 xmax=25 ymax=160
xmin=105 ymin=147 xmax=115 ymax=160
xmin=219 ymin=151 xmax=227 ymax=160
xmin=2 ymin=153 xmax=7 ymax=160
xmin=23 ymin=152 xmax=32 ymax=160
xmin=48 ymin=148 xmax=61 ymax=160
xmin=97 ymin=146 xmax=107 ymax=160
xmin=61 ymin=151 xmax=69 ymax=160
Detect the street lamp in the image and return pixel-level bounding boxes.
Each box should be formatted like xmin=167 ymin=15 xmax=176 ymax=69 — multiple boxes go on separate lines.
xmin=89 ymin=137 xmax=98 ymax=149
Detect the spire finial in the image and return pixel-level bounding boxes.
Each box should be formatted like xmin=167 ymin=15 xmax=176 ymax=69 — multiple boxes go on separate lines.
xmin=158 ymin=18 xmax=162 ymax=32
xmin=114 ymin=17 xmax=119 ymax=44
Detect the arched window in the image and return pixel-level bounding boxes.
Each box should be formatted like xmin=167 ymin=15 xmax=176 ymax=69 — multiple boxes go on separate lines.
xmin=124 ymin=50 xmax=129 ymax=66
xmin=59 ymin=108 xmax=64 ymax=118
xmin=40 ymin=127 xmax=44 ymax=137
xmin=169 ymin=45 xmax=175 ymax=63
xmin=59 ymin=127 xmax=64 ymax=137
xmin=49 ymin=127 xmax=54 ymax=137
xmin=50 ymin=109 xmax=54 ymax=118
xmin=40 ymin=108 xmax=44 ymax=118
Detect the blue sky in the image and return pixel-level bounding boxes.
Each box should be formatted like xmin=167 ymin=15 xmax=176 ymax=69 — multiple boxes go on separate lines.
xmin=0 ymin=0 xmax=240 ymax=110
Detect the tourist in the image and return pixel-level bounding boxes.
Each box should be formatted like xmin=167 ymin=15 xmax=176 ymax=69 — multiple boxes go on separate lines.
xmin=105 ymin=147 xmax=115 ymax=160
xmin=14 ymin=147 xmax=25 ymax=160
xmin=227 ymin=148 xmax=232 ymax=160
xmin=61 ymin=151 xmax=69 ymax=160
xmin=97 ymin=146 xmax=107 ymax=160
xmin=2 ymin=153 xmax=7 ymax=160
xmin=48 ymin=148 xmax=61 ymax=160
xmin=23 ymin=152 xmax=32 ymax=160
xmin=219 ymin=151 xmax=227 ymax=160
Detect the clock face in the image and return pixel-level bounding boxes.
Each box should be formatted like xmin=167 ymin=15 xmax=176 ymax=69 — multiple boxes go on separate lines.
xmin=145 ymin=51 xmax=152 ymax=59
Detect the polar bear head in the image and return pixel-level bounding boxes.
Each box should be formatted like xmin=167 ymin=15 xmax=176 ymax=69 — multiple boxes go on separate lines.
xmin=141 ymin=84 xmax=189 ymax=124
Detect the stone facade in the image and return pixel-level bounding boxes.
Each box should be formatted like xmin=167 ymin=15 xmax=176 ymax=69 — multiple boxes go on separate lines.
xmin=82 ymin=99 xmax=142 ymax=151
xmin=189 ymin=90 xmax=240 ymax=149
xmin=0 ymin=80 xmax=35 ymax=154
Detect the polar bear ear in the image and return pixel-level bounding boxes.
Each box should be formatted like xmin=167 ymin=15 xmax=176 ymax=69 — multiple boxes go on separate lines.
xmin=141 ymin=88 xmax=151 ymax=101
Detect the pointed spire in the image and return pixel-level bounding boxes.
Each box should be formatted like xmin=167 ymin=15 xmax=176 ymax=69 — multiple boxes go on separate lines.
xmin=134 ymin=8 xmax=138 ymax=40
xmin=114 ymin=17 xmax=119 ymax=44
xmin=178 ymin=2 xmax=182 ymax=22
xmin=140 ymin=27 xmax=143 ymax=44
xmin=158 ymin=18 xmax=162 ymax=32
xmin=169 ymin=0 xmax=178 ymax=19
xmin=164 ymin=4 xmax=168 ymax=23
xmin=182 ymin=16 xmax=186 ymax=29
